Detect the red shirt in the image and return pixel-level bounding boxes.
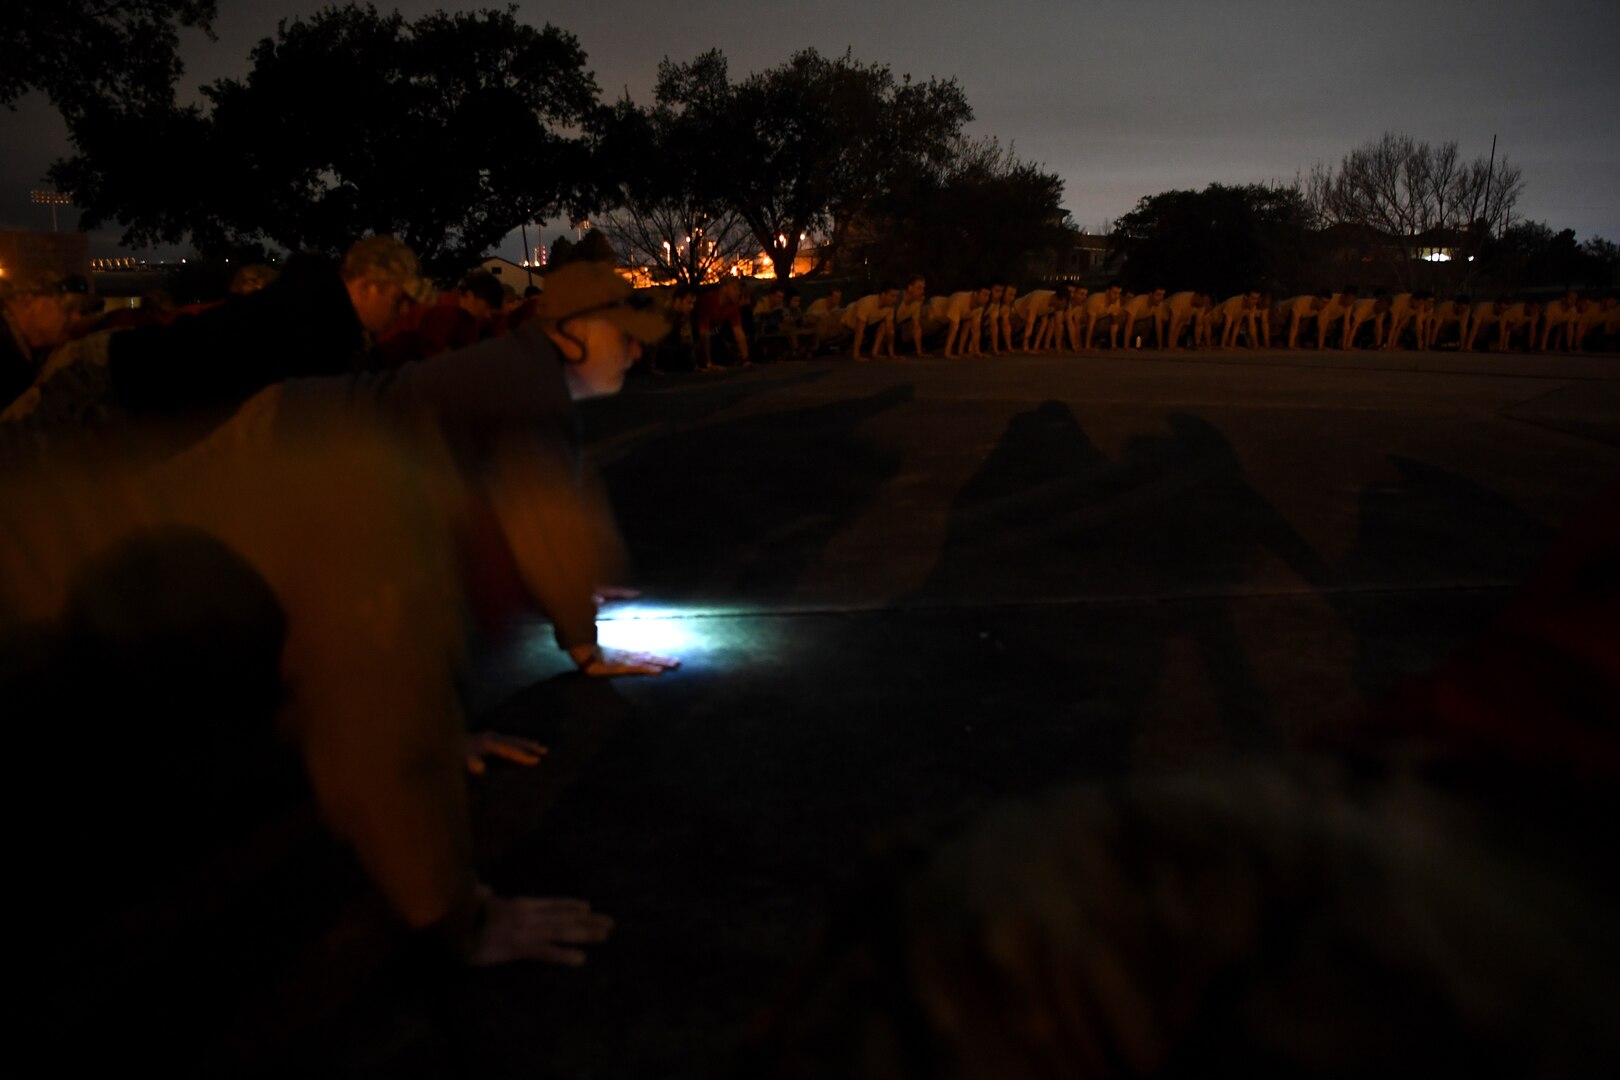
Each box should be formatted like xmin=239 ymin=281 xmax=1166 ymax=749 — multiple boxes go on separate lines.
xmin=694 ymin=290 xmax=743 ymax=334
xmin=376 ymin=294 xmax=487 ymax=368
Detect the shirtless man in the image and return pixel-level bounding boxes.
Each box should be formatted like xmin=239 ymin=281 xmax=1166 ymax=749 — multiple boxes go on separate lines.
xmin=1573 ymin=296 xmax=1616 ymax=352
xmin=1493 ymin=300 xmax=1542 ymax=352
xmin=957 ymin=287 xmax=998 ymax=357
xmin=1382 ymin=292 xmax=1429 ymax=350
xmin=1464 ymin=297 xmax=1510 ymax=351
xmin=1061 ymin=285 xmax=1092 ymax=351
xmin=1076 ymin=281 xmax=1125 ymax=350
xmin=984 ymin=284 xmax=1016 ymax=355
xmin=1344 ymin=293 xmax=1392 ymax=349
xmin=1118 ymin=287 xmax=1167 ymax=349
xmin=1316 ymin=288 xmax=1357 ymax=349
xmin=843 ymin=284 xmax=901 ymax=361
xmin=1538 ymin=290 xmax=1581 ymax=352
xmin=1211 ymin=291 xmax=1268 ymax=350
xmin=927 ymin=288 xmax=990 ymax=358
xmin=1035 ymin=287 xmax=1076 ymax=351
xmin=1011 ymin=288 xmax=1060 ymax=353
xmin=805 ymin=288 xmax=846 ymax=351
xmin=1426 ymin=298 xmax=1472 ymax=351
xmin=894 ymin=275 xmax=930 ymax=356
xmin=1276 ymin=290 xmax=1332 ymax=350
xmin=1159 ymin=291 xmax=1212 ymax=350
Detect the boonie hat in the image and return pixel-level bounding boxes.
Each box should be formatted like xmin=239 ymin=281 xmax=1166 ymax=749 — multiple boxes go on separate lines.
xmin=522 ymin=260 xmax=668 ymax=344
xmin=341 ymin=235 xmax=436 ymax=305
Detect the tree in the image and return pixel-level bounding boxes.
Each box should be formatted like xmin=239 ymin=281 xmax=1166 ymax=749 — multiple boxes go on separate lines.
xmin=1110 ymin=183 xmax=1314 ymax=297
xmin=591 ymin=60 xmax=755 ymax=284
xmin=1307 ymin=133 xmax=1523 ymax=288
xmin=850 ymin=136 xmax=1069 ymax=286
xmin=654 ymin=48 xmax=973 ymax=280
xmin=0 ymin=0 xmax=216 ymax=116
xmin=51 ymin=4 xmax=601 ymax=272
xmin=1479 ymin=223 xmax=1620 ymax=292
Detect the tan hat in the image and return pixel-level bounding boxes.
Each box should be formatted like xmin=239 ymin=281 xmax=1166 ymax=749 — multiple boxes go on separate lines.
xmin=523 ymin=260 xmax=668 ymax=344
xmin=341 ymin=235 xmax=436 ymax=305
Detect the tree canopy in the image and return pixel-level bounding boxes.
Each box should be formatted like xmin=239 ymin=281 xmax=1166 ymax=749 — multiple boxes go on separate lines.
xmin=1304 ymin=133 xmax=1523 ymax=288
xmin=850 ymin=136 xmax=1069 ymax=286
xmin=591 ymin=58 xmax=755 ymax=285
xmin=1110 ymin=183 xmax=1314 ymax=297
xmin=640 ymin=48 xmax=974 ymax=280
xmin=51 ymin=4 xmax=599 ymax=272
xmin=0 ymin=0 xmax=216 ymax=116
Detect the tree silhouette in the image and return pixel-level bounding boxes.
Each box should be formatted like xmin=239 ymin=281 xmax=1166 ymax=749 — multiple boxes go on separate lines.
xmin=1 ymin=0 xmax=215 ymax=116
xmin=51 ymin=4 xmax=600 ymax=272
xmin=1110 ymin=183 xmax=1314 ymax=297
xmin=650 ymin=48 xmax=972 ymax=280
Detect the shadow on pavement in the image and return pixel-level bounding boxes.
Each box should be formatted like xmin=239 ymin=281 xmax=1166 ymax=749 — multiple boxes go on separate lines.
xmin=604 ymin=384 xmax=915 ymax=597
xmin=917 ymin=403 xmax=1318 ymax=753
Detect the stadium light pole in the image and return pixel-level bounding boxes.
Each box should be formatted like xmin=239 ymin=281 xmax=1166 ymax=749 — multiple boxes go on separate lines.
xmin=31 ymin=189 xmax=72 ymax=232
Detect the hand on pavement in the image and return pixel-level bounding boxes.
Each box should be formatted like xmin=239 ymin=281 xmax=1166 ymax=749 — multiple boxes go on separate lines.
xmin=582 ymin=647 xmax=681 ymax=678
xmin=469 ymin=896 xmax=614 ymax=966
xmin=465 ymin=732 xmax=547 ymax=775
xmin=593 ymin=585 xmax=642 ymax=607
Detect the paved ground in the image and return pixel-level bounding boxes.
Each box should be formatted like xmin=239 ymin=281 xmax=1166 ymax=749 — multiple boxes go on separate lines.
xmin=355 ymin=346 xmax=1618 ymax=1076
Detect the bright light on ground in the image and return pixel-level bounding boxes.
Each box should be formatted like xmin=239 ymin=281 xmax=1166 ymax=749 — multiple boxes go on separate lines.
xmin=597 ymin=604 xmax=706 ymax=655
xmin=515 ymin=602 xmax=792 ymax=671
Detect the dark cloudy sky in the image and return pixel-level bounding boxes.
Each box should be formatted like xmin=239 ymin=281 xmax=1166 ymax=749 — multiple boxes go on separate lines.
xmin=4 ymin=0 xmax=1616 ymax=260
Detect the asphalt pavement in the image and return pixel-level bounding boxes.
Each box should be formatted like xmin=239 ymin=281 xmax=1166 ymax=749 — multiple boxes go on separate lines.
xmin=371 ymin=344 xmax=1620 ymax=1078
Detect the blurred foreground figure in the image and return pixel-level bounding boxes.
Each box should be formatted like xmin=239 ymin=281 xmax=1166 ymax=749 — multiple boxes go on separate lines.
xmin=745 ymin=762 xmax=1619 ymax=1080
xmin=210 ymin=259 xmax=678 ymax=676
xmin=1 ymin=418 xmax=615 ymax=1067
xmin=0 ymin=261 xmax=677 ymax=1067
xmin=4 ymin=235 xmax=432 ymax=460
xmin=1 ymin=270 xmax=89 ymax=410
xmin=744 ymin=489 xmax=1620 ymax=1079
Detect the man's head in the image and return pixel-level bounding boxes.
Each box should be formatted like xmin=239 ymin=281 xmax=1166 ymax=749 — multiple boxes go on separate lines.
xmin=228 ymin=264 xmax=278 ymax=296
xmin=520 ymin=260 xmax=669 ymax=399
xmin=1 ymin=272 xmax=90 ymax=353
xmin=457 ymin=270 xmax=505 ymax=321
xmin=1150 ymin=287 xmax=1166 ymax=304
xmin=670 ymin=285 xmax=698 ymax=316
xmin=340 ymin=235 xmax=434 ymax=335
xmin=1106 ymin=281 xmax=1122 ymax=302
xmin=824 ymin=288 xmax=843 ymax=308
xmin=877 ymin=283 xmax=901 ymax=308
xmin=903 ymin=275 xmax=926 ymax=303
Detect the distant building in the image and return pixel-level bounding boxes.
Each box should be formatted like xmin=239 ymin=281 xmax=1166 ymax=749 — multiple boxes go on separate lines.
xmin=1033 ymin=224 xmax=1116 ymax=283
xmin=476 ymin=255 xmax=542 ymax=290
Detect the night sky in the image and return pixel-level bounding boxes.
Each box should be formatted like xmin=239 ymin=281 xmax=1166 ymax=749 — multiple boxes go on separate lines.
xmin=4 ymin=0 xmax=1616 ymax=260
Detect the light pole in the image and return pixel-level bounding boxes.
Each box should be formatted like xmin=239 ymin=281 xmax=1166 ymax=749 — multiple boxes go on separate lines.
xmin=31 ymin=189 xmax=72 ymax=232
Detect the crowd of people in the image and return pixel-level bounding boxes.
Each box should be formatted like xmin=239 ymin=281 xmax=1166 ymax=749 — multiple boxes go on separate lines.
xmin=641 ymin=277 xmax=1620 ymax=370
xmin=2 ymin=237 xmax=687 ymax=1064
xmin=3 ymin=240 xmax=1618 ymax=1072
xmin=11 ymin=267 xmax=1616 ymax=420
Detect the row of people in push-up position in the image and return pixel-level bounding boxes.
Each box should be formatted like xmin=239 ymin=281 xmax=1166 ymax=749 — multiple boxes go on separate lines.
xmin=670 ymin=276 xmax=1620 ymax=363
